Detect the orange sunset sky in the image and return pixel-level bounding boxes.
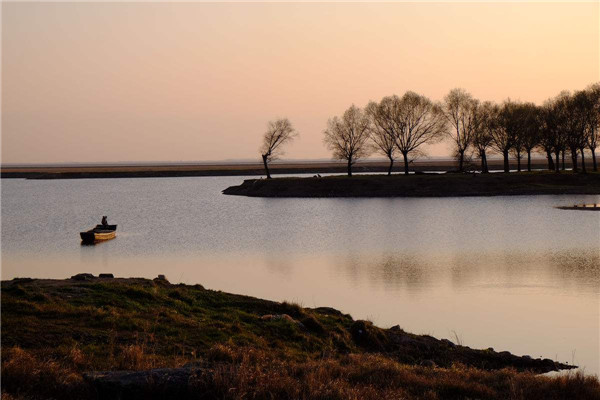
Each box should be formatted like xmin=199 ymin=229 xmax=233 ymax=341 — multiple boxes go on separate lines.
xmin=2 ymin=1 xmax=599 ymax=164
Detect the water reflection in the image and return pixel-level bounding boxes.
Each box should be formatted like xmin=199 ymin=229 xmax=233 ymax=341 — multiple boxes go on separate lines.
xmin=264 ymin=254 xmax=293 ymax=276
xmin=327 ymin=249 xmax=599 ymax=294
xmin=549 ymin=249 xmax=600 ymax=285
xmin=371 ymin=253 xmax=431 ymax=292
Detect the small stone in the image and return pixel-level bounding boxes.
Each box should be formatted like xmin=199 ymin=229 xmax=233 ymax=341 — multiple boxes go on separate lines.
xmin=153 ymin=275 xmax=170 ymax=285
xmin=314 ymin=307 xmax=344 ymax=316
xmin=71 ymin=273 xmax=95 ymax=281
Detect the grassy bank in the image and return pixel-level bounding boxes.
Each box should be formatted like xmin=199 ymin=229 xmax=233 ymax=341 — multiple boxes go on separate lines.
xmin=223 ymin=171 xmax=600 ymax=198
xmin=2 ymin=276 xmax=598 ymax=399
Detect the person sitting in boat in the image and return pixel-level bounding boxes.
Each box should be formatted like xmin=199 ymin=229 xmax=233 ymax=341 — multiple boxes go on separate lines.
xmin=101 ymin=216 xmax=108 ymax=226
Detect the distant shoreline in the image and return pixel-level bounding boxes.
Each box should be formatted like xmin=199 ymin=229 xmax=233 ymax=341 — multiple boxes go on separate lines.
xmin=223 ymin=172 xmax=600 ymax=198
xmin=0 ymin=159 xmax=579 ymax=179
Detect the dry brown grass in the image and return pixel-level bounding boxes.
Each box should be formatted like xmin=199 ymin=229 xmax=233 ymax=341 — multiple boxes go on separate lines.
xmin=191 ymin=347 xmax=600 ymax=400
xmin=2 ymin=279 xmax=599 ymax=399
xmin=3 ymin=345 xmax=599 ymax=400
xmin=1 ymin=347 xmax=89 ymax=399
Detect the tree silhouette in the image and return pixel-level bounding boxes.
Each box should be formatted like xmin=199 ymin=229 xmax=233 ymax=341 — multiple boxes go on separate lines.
xmin=584 ymin=83 xmax=599 ymax=171
xmin=443 ymin=89 xmax=478 ymax=172
xmin=324 ymin=105 xmax=372 ymax=177
xmin=393 ymin=92 xmax=446 ymax=175
xmin=520 ymin=103 xmax=541 ymax=172
xmin=366 ymin=97 xmax=402 ymax=175
xmin=560 ymin=92 xmax=588 ymax=173
xmin=472 ymin=101 xmax=496 ymax=173
xmin=538 ymin=104 xmax=557 ymax=171
xmin=260 ymin=118 xmax=298 ymax=179
xmin=491 ymin=101 xmax=520 ymax=173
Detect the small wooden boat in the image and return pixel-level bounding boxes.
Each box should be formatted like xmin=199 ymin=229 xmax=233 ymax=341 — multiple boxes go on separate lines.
xmin=80 ymin=225 xmax=117 ymax=243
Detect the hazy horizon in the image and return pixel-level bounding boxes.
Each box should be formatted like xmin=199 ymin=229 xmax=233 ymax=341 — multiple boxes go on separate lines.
xmin=2 ymin=2 xmax=599 ymax=164
xmin=1 ymin=153 xmax=547 ymax=168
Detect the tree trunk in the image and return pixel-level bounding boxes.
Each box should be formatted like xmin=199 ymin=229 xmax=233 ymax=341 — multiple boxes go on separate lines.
xmin=480 ymin=151 xmax=486 ymax=173
xmin=571 ymin=150 xmax=578 ymax=173
xmin=555 ymin=151 xmax=560 ymax=172
xmin=580 ymin=148 xmax=586 ymax=173
xmin=592 ymin=148 xmax=597 ymax=172
xmin=516 ymin=153 xmax=521 ymax=172
xmin=458 ymin=151 xmax=464 ymax=172
xmin=387 ymin=157 xmax=394 ymax=176
xmin=482 ymin=151 xmax=489 ymax=173
xmin=546 ymin=150 xmax=555 ymax=171
xmin=503 ymin=150 xmax=510 ymax=173
xmin=403 ymin=152 xmax=409 ymax=175
xmin=262 ymin=154 xmax=271 ymax=179
xmin=527 ymin=150 xmax=532 ymax=172
xmin=347 ymin=158 xmax=353 ymax=177
xmin=561 ymin=150 xmax=566 ymax=170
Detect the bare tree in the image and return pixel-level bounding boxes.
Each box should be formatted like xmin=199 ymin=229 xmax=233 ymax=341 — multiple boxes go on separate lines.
xmin=393 ymin=92 xmax=446 ymax=174
xmin=365 ymin=97 xmax=401 ymax=175
xmin=260 ymin=118 xmax=298 ymax=179
xmin=562 ymin=91 xmax=588 ymax=173
xmin=552 ymin=92 xmax=575 ymax=172
xmin=323 ymin=105 xmax=372 ymax=177
xmin=574 ymin=91 xmax=590 ymax=173
xmin=537 ymin=104 xmax=556 ymax=171
xmin=544 ymin=95 xmax=569 ymax=172
xmin=443 ymin=89 xmax=478 ymax=172
xmin=505 ymin=102 xmax=537 ymax=173
xmin=491 ymin=100 xmax=520 ymax=173
xmin=472 ymin=101 xmax=497 ymax=173
xmin=520 ymin=103 xmax=541 ymax=172
xmin=584 ymin=83 xmax=600 ymax=171
xmin=511 ymin=124 xmax=526 ymax=172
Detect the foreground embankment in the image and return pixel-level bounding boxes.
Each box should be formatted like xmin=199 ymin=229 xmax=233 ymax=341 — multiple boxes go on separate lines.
xmin=223 ymin=171 xmax=600 ymax=198
xmin=2 ymin=276 xmax=598 ymax=400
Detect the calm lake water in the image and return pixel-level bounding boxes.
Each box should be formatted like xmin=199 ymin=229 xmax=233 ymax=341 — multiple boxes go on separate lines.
xmin=1 ymin=176 xmax=599 ymax=375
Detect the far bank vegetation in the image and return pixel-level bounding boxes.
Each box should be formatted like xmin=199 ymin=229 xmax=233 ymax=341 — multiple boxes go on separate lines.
xmin=259 ymin=83 xmax=600 ymax=177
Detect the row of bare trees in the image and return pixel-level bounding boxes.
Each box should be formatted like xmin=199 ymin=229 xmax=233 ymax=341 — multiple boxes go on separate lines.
xmin=259 ymin=83 xmax=599 ymax=177
xmin=324 ymin=93 xmax=447 ymax=176
xmin=452 ymin=84 xmax=600 ymax=174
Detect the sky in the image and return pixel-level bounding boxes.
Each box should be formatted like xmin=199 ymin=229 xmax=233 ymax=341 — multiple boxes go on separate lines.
xmin=2 ymin=1 xmax=599 ymax=164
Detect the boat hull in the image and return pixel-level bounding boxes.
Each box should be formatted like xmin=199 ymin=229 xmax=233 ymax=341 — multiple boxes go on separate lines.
xmin=80 ymin=224 xmax=117 ymax=243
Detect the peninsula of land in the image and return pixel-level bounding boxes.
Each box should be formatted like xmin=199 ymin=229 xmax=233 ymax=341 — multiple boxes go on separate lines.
xmin=3 ymin=276 xmax=597 ymax=400
xmin=223 ymin=171 xmax=600 ymax=198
